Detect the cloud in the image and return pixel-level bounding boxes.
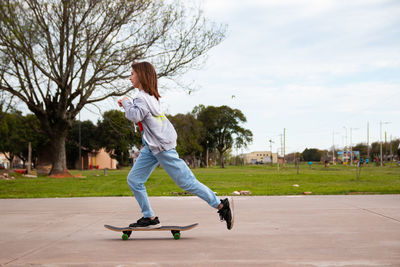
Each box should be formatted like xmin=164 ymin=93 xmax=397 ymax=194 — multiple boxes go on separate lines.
xmin=85 ymin=0 xmax=400 ymax=154
xmin=202 ymin=0 xmax=400 ymax=75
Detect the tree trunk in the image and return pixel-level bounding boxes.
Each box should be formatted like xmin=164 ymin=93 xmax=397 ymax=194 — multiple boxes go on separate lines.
xmin=191 ymin=154 xmax=196 ymax=168
xmin=8 ymin=154 xmax=14 ymax=169
xmin=49 ymin=130 xmax=69 ymax=175
xmin=218 ymin=150 xmax=225 ymax=168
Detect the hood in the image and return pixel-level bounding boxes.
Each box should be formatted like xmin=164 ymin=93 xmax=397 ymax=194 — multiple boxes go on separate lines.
xmin=136 ymin=90 xmax=162 ymax=116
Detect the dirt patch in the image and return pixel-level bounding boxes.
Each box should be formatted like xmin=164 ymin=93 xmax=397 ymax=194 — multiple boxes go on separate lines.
xmin=48 ymin=171 xmax=74 ymax=178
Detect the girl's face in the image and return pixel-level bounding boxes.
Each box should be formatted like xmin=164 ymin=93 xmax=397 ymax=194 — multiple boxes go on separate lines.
xmin=129 ymin=68 xmax=142 ymax=90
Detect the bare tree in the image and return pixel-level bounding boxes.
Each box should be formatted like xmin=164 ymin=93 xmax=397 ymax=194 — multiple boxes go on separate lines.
xmin=0 ymin=0 xmax=225 ymax=174
xmin=0 ymin=90 xmax=15 ymax=116
xmin=0 ymin=68 xmax=16 ymax=117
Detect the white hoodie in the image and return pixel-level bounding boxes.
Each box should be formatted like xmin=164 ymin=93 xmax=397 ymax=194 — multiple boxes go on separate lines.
xmin=122 ymin=91 xmax=177 ymax=154
xmin=136 ymin=90 xmax=162 ymax=117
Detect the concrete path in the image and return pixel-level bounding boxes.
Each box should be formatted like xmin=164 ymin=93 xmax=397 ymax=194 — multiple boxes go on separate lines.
xmin=0 ymin=195 xmax=399 ymax=266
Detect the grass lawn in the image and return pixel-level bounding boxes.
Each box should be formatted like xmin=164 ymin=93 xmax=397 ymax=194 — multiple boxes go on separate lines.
xmin=0 ymin=163 xmax=399 ymax=198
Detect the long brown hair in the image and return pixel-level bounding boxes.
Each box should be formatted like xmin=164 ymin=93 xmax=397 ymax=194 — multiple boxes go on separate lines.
xmin=131 ymin=62 xmax=161 ymax=100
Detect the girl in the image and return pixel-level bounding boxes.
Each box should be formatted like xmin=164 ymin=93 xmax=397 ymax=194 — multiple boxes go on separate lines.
xmin=118 ymin=61 xmax=233 ymax=230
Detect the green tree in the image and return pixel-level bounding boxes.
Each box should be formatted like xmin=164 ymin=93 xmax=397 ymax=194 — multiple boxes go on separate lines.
xmin=0 ymin=112 xmax=20 ymax=168
xmin=302 ymin=148 xmax=322 ymax=162
xmin=352 ymin=143 xmax=369 ymax=158
xmin=397 ymin=140 xmax=400 ymax=158
xmin=66 ymin=120 xmax=99 ymax=169
xmin=0 ymin=0 xmax=226 ymax=175
xmin=0 ymin=112 xmax=27 ymax=168
xmin=0 ymin=112 xmax=47 ymax=168
xmin=169 ymin=113 xmax=204 ymax=167
xmin=18 ymin=114 xmax=50 ymax=167
xmin=96 ymin=110 xmax=140 ymax=167
xmin=389 ymin=138 xmax=400 ymax=159
xmin=234 ymin=129 xmax=253 ymax=165
xmin=195 ymin=105 xmax=253 ymax=168
xmin=370 ymin=142 xmax=380 ymax=160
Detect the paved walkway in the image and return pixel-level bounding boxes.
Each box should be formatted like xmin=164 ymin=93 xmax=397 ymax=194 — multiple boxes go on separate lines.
xmin=1 ymin=195 xmax=399 ymax=266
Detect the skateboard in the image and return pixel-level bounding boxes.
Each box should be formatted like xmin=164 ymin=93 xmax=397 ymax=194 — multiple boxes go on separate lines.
xmin=104 ymin=223 xmax=199 ymax=240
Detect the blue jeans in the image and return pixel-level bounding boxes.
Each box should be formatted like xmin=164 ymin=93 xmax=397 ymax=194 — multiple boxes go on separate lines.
xmin=127 ymin=143 xmax=221 ymax=218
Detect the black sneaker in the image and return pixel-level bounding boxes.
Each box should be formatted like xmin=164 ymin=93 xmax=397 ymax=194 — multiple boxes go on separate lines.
xmin=129 ymin=217 xmax=162 ymax=229
xmin=218 ymin=198 xmax=234 ymax=230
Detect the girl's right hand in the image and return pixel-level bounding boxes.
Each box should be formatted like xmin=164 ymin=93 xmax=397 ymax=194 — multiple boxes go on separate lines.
xmin=118 ymin=96 xmax=129 ymax=107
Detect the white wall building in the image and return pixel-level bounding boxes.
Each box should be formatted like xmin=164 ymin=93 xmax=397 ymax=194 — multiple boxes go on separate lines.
xmin=243 ymin=151 xmax=278 ymax=164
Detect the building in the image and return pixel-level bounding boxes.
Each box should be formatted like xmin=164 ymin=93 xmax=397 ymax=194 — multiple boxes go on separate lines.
xmin=0 ymin=153 xmax=9 ymax=169
xmin=243 ymin=151 xmax=278 ymax=164
xmin=74 ymin=148 xmax=118 ymax=170
xmin=0 ymin=153 xmax=23 ymax=169
xmin=89 ymin=148 xmax=118 ymax=169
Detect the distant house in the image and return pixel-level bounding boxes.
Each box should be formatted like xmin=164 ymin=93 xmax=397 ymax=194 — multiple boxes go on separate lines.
xmin=243 ymin=151 xmax=278 ymax=164
xmin=74 ymin=148 xmax=117 ymax=170
xmin=29 ymin=145 xmax=119 ymax=175
xmin=0 ymin=153 xmax=23 ymax=169
xmin=0 ymin=153 xmax=9 ymax=168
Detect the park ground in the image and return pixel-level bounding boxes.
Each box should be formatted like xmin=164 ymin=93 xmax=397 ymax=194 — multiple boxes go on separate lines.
xmin=1 ymin=195 xmax=399 ymax=266
xmin=1 ymin=163 xmax=399 ymax=198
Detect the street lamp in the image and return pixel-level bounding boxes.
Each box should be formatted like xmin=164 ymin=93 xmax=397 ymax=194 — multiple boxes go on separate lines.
xmin=380 ymin=121 xmax=391 ymax=167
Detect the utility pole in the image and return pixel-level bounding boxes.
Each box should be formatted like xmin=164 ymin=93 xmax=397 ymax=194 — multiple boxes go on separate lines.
xmin=277 ymin=148 xmax=280 ymax=171
xmin=79 ymin=112 xmax=82 ymax=170
xmin=332 ymin=131 xmax=335 ymax=165
xmin=390 ymin=134 xmax=393 ymax=165
xmin=283 ymin=128 xmax=286 ymax=168
xmin=350 ymin=128 xmax=358 ymax=166
xmin=269 ymin=139 xmax=274 ymax=165
xmin=367 ymin=122 xmax=370 ymax=161
xmin=206 ymin=140 xmax=209 ymax=167
xmin=380 ymin=121 xmax=391 ymax=167
xmin=27 ymin=142 xmax=32 ymax=174
xmin=343 ymin=126 xmax=348 ymax=164
xmin=385 ymin=131 xmax=387 ymax=158
xmin=350 ymin=128 xmax=353 ymax=166
xmin=380 ymin=121 xmax=383 ymax=167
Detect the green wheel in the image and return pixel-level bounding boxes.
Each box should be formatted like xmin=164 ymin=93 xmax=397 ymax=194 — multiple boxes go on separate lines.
xmin=122 ymin=233 xmax=129 ymax=240
xmin=173 ymin=232 xmax=181 ymax=240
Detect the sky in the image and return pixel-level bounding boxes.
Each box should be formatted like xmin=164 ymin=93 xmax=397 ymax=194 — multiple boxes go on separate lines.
xmin=83 ymin=0 xmax=400 ymax=155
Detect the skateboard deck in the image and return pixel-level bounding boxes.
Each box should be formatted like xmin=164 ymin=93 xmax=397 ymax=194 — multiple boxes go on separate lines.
xmin=104 ymin=223 xmax=198 ymax=240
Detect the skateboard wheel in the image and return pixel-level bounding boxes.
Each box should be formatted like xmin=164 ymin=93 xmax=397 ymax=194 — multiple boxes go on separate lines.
xmin=122 ymin=233 xmax=129 ymax=240
xmin=171 ymin=230 xmax=181 ymax=240
xmin=173 ymin=232 xmax=180 ymax=240
xmin=123 ymin=230 xmax=132 ymax=237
